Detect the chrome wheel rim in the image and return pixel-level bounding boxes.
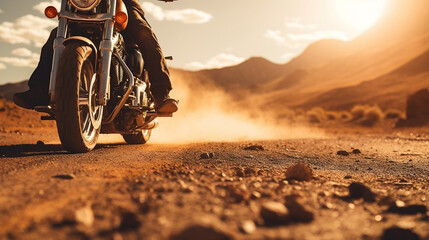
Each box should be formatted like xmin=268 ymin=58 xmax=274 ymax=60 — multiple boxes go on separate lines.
xmin=78 ymin=61 xmax=103 ymax=142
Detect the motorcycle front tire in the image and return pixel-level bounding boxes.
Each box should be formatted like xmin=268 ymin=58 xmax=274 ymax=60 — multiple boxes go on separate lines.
xmin=55 ymin=42 xmax=100 ymax=153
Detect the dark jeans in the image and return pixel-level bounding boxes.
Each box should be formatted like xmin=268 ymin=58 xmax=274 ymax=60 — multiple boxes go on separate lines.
xmin=29 ymin=0 xmax=172 ymax=94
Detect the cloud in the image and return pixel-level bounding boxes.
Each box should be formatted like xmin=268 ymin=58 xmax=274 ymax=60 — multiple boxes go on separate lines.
xmin=0 ymin=48 xmax=40 ymax=68
xmin=12 ymin=48 xmax=34 ymax=57
xmin=0 ymin=63 xmax=6 ymax=70
xmin=186 ymin=53 xmax=245 ymax=70
xmin=0 ymin=15 xmax=56 ymax=47
xmin=33 ymin=0 xmax=61 ymax=14
xmin=264 ymin=29 xmax=285 ymax=44
xmin=142 ymin=2 xmax=212 ymax=24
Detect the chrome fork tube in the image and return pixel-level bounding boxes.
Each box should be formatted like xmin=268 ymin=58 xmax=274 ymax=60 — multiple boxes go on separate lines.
xmin=49 ymin=0 xmax=68 ymax=102
xmin=98 ymin=0 xmax=117 ymax=105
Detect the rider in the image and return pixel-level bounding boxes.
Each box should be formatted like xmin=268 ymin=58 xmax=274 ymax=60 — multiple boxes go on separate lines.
xmin=13 ymin=0 xmax=178 ymax=114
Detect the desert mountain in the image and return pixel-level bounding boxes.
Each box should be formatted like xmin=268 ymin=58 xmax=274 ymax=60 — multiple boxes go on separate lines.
xmin=300 ymin=50 xmax=429 ymax=111
xmin=0 ymin=81 xmax=28 ymax=101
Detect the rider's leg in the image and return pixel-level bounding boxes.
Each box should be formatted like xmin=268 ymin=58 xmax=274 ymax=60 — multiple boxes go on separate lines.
xmin=13 ymin=28 xmax=56 ymax=109
xmin=123 ymin=0 xmax=178 ymax=113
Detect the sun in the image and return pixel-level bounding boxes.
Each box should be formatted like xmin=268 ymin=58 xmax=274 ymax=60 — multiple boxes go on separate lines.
xmin=334 ymin=0 xmax=387 ymax=33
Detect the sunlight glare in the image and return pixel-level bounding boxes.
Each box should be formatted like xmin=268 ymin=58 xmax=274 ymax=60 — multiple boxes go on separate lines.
xmin=334 ymin=0 xmax=387 ymax=33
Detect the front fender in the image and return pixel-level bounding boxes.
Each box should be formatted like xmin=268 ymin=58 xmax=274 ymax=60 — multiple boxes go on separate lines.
xmin=63 ymin=36 xmax=98 ymax=63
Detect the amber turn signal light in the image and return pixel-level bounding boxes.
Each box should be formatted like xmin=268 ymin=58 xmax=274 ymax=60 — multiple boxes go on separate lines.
xmin=45 ymin=6 xmax=58 ymax=19
xmin=115 ymin=11 xmax=128 ymax=24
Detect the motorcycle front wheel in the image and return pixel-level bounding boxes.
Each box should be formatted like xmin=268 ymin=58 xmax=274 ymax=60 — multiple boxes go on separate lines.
xmin=55 ymin=42 xmax=103 ymax=153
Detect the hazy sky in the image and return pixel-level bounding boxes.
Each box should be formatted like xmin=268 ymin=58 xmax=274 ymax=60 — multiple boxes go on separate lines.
xmin=0 ymin=0 xmax=387 ymax=85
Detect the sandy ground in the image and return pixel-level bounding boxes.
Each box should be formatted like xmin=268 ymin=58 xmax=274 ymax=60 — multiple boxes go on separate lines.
xmin=0 ymin=101 xmax=428 ymax=240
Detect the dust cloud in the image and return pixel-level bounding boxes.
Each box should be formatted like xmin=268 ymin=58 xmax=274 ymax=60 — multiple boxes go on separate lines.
xmin=150 ymin=71 xmax=324 ymax=144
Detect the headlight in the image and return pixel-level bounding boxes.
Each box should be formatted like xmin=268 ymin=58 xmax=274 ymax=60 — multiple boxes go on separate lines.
xmin=69 ymin=0 xmax=102 ymax=11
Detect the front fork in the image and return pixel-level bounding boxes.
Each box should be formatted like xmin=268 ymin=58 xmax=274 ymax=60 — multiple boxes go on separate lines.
xmin=48 ymin=0 xmax=117 ymax=106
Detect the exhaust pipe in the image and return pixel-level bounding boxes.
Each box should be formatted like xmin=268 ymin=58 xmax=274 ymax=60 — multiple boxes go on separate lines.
xmin=140 ymin=119 xmax=159 ymax=130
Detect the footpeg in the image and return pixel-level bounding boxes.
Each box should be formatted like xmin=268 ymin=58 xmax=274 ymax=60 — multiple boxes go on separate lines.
xmin=35 ymin=105 xmax=54 ymax=114
xmin=147 ymin=112 xmax=173 ymax=117
xmin=156 ymin=113 xmax=173 ymax=117
xmin=35 ymin=106 xmax=55 ymax=120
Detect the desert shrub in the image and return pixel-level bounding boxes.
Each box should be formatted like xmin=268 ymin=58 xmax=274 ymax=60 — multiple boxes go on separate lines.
xmin=325 ymin=111 xmax=340 ymax=121
xmin=360 ymin=105 xmax=383 ymax=126
xmin=351 ymin=105 xmax=368 ymax=120
xmin=0 ymin=99 xmax=5 ymax=112
xmin=307 ymin=112 xmax=322 ymax=123
xmin=306 ymin=107 xmax=326 ymax=123
xmin=339 ymin=111 xmax=352 ymax=120
xmin=384 ymin=109 xmax=403 ymax=119
xmin=295 ymin=108 xmax=305 ymax=116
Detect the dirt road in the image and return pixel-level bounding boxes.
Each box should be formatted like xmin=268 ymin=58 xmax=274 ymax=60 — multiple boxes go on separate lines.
xmin=1 ymin=129 xmax=428 ymax=240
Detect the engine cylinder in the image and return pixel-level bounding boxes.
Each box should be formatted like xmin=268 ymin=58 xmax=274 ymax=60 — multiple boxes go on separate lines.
xmin=127 ymin=48 xmax=144 ymax=78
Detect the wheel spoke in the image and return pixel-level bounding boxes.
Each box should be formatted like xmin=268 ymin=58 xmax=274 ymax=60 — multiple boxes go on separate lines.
xmin=82 ymin=115 xmax=91 ymax=136
xmin=79 ymin=96 xmax=89 ymax=106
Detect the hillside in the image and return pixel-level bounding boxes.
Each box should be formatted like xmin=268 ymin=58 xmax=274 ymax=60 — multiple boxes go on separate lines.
xmin=299 ymin=50 xmax=429 ymax=110
xmin=0 ymin=81 xmax=28 ymax=101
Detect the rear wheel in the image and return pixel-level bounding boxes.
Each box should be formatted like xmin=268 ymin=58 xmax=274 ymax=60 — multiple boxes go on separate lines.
xmin=122 ymin=129 xmax=151 ymax=144
xmin=55 ymin=42 xmax=102 ymax=153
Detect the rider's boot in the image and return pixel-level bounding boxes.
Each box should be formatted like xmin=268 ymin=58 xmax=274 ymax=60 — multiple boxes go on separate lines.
xmin=152 ymin=88 xmax=178 ymax=114
xmin=13 ymin=86 xmax=49 ymax=110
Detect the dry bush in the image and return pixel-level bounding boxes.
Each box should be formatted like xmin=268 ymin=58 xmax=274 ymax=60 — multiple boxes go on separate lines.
xmin=281 ymin=109 xmax=297 ymax=119
xmin=339 ymin=111 xmax=352 ymax=120
xmin=325 ymin=111 xmax=340 ymax=121
xmin=384 ymin=109 xmax=403 ymax=119
xmin=306 ymin=107 xmax=326 ymax=123
xmin=295 ymin=108 xmax=305 ymax=116
xmin=360 ymin=105 xmax=383 ymax=126
xmin=351 ymin=105 xmax=368 ymax=120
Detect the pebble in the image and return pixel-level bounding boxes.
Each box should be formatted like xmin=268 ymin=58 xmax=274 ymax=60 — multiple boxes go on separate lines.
xmin=285 ymin=163 xmax=313 ymax=181
xmin=36 ymin=140 xmax=45 ymax=146
xmin=260 ymin=201 xmax=289 ymax=225
xmin=285 ymin=195 xmax=314 ymax=222
xmin=352 ymin=149 xmax=362 ymax=154
xmin=388 ymin=203 xmax=427 ymax=215
xmin=347 ymin=182 xmax=376 ymax=202
xmin=200 ymin=153 xmax=214 ymax=159
xmin=381 ymin=227 xmax=421 ymax=240
xmin=75 ymin=206 xmax=94 ymax=227
xmin=228 ymin=184 xmax=250 ymax=203
xmin=119 ymin=212 xmax=141 ymax=232
xmin=233 ymin=167 xmax=245 ymax=177
xmin=240 ymin=220 xmax=256 ymax=234
xmin=251 ymin=191 xmax=261 ymax=199
xmin=337 ymin=151 xmax=350 ymax=156
xmin=374 ymin=215 xmax=383 ymax=222
xmin=244 ymin=145 xmax=264 ymax=151
xmin=52 ymin=174 xmax=75 ymax=180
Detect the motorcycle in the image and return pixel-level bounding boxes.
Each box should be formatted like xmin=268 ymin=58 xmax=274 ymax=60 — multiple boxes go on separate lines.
xmin=37 ymin=0 xmax=175 ymax=153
